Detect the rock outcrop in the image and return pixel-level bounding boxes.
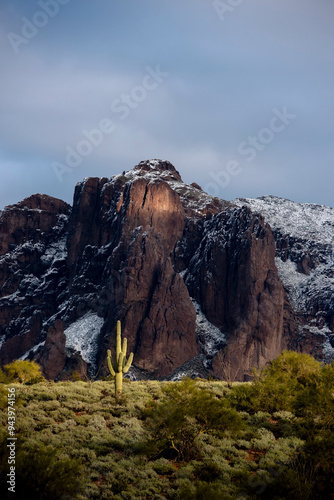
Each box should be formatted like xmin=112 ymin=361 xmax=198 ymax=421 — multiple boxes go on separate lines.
xmin=36 ymin=319 xmax=67 ymax=380
xmin=0 ymin=194 xmax=70 ymax=367
xmin=234 ymin=196 xmax=334 ymax=363
xmin=0 ymin=161 xmax=333 ymax=380
xmin=183 ymin=208 xmax=285 ymax=380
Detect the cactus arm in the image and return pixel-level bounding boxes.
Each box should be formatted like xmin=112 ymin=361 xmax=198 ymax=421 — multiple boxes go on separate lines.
xmin=116 ymin=321 xmax=122 ymax=360
xmin=122 ymin=338 xmax=127 ymax=363
xmin=107 ymin=349 xmax=116 ymax=377
xmin=123 ymin=352 xmax=133 ymax=374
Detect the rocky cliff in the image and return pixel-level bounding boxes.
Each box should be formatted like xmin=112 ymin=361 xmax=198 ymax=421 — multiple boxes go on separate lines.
xmin=234 ymin=196 xmax=334 ymax=363
xmin=0 ymin=161 xmax=333 ymax=381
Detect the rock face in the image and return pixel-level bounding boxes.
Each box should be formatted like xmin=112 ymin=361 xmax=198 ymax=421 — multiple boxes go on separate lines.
xmin=0 ymin=194 xmax=70 ymax=367
xmin=234 ymin=196 xmax=334 ymax=363
xmin=35 ymin=319 xmax=67 ymax=380
xmin=0 ymin=161 xmax=333 ymax=380
xmin=183 ymin=208 xmax=285 ymax=381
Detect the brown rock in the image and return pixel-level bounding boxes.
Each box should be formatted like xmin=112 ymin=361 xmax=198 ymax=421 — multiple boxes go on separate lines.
xmin=36 ymin=319 xmax=67 ymax=379
xmin=0 ymin=194 xmax=71 ymax=255
xmin=1 ymin=160 xmax=332 ymax=380
xmin=0 ymin=313 xmax=42 ymax=365
xmin=122 ymin=258 xmax=199 ymax=378
xmin=186 ymin=207 xmax=285 ymax=381
xmin=99 ymin=176 xmax=198 ymax=378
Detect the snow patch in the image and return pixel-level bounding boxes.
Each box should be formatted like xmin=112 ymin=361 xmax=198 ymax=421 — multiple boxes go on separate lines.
xmin=234 ymin=195 xmax=334 ymax=246
xmin=192 ymin=299 xmax=226 ymax=364
xmin=169 ymin=370 xmax=191 ymax=381
xmin=0 ymin=335 xmax=6 ymax=351
xmin=323 ymin=336 xmax=334 ymax=360
xmin=64 ymin=312 xmax=104 ymax=364
xmin=274 ymin=258 xmax=310 ymax=310
xmin=19 ymin=341 xmax=45 ymax=360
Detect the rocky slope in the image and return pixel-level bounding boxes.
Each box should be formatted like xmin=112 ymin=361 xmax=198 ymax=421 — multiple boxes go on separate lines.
xmin=234 ymin=196 xmax=334 ymax=362
xmin=0 ymin=161 xmax=333 ymax=381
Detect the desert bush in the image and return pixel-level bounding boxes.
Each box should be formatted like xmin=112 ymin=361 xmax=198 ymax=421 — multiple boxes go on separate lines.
xmin=0 ymin=360 xmax=44 ymax=385
xmin=272 ymin=410 xmax=295 ymax=420
xmin=0 ymin=385 xmax=8 ymax=409
xmin=151 ymin=458 xmax=175 ymax=475
xmin=225 ymin=381 xmax=255 ymax=412
xmin=175 ymin=478 xmax=233 ymax=500
xmin=227 ymin=351 xmax=321 ymax=413
xmin=253 ymin=351 xmax=321 ymax=412
xmin=293 ymin=361 xmax=334 ymax=427
xmin=0 ymin=437 xmax=85 ymax=499
xmin=251 ymin=428 xmax=276 ymax=451
xmin=260 ymin=433 xmax=334 ymax=500
xmin=193 ymin=459 xmax=227 ymax=482
xmin=141 ymin=377 xmax=244 ymax=461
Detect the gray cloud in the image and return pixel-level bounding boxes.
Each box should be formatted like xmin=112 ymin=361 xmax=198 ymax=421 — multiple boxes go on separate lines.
xmin=0 ymin=0 xmax=333 ymax=209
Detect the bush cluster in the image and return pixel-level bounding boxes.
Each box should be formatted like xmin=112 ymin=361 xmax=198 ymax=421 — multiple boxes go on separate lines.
xmin=141 ymin=377 xmax=244 ymax=461
xmin=227 ymin=351 xmax=334 ymax=499
xmin=0 ymin=352 xmax=332 ymax=499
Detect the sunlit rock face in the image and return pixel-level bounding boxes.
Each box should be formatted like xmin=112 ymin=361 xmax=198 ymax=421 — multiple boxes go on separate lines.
xmin=0 ymin=160 xmax=333 ymax=380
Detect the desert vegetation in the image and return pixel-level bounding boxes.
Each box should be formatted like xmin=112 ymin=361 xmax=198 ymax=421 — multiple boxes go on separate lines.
xmin=0 ymin=351 xmax=333 ymax=499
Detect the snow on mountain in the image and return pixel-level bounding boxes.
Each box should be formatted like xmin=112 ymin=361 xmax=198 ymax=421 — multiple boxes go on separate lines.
xmin=122 ymin=159 xmax=228 ymax=216
xmin=234 ymin=195 xmax=334 ymax=248
xmin=234 ymin=195 xmax=334 ymax=355
xmin=20 ymin=342 xmax=45 ymax=361
xmin=64 ymin=312 xmax=104 ymax=365
xmin=191 ymin=299 xmax=227 ymax=365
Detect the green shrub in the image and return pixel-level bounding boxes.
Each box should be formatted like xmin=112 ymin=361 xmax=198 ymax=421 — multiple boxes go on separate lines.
xmin=293 ymin=361 xmax=334 ymax=427
xmin=225 ymin=383 xmax=255 ymax=412
xmin=193 ymin=459 xmax=226 ymax=481
xmin=260 ymin=434 xmax=334 ymax=500
xmin=175 ymin=478 xmax=233 ymax=500
xmin=141 ymin=378 xmax=244 ymax=461
xmin=0 ymin=360 xmax=44 ymax=385
xmin=228 ymin=351 xmax=322 ymax=414
xmin=0 ymin=438 xmax=85 ymax=499
xmin=252 ymin=351 xmax=321 ymax=413
xmin=0 ymin=385 xmax=8 ymax=409
xmin=151 ymin=458 xmax=175 ymax=475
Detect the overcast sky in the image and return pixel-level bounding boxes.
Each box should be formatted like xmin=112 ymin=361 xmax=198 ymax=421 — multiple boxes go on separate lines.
xmin=0 ymin=0 xmax=333 ymax=210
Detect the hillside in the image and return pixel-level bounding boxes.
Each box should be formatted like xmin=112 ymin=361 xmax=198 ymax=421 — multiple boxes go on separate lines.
xmin=1 ymin=350 xmax=333 ymax=500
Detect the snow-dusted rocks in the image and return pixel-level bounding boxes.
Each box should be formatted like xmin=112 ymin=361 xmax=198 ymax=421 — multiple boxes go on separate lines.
xmin=64 ymin=312 xmax=104 ymax=365
xmin=234 ymin=196 xmax=334 ymax=359
xmin=0 ymin=165 xmax=333 ymax=381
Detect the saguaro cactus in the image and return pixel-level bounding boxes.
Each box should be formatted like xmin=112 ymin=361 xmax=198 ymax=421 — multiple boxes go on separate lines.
xmin=107 ymin=320 xmax=133 ymax=397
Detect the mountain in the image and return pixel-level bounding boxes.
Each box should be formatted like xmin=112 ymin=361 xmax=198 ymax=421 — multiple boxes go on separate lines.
xmin=0 ymin=160 xmax=333 ymax=381
xmin=234 ymin=196 xmax=334 ymax=362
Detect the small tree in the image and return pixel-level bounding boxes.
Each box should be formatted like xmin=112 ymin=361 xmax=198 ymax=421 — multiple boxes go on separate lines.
xmin=0 ymin=360 xmax=44 ymax=385
xmin=227 ymin=351 xmax=322 ymax=414
xmin=253 ymin=350 xmax=321 ymax=412
xmin=107 ymin=320 xmax=133 ymax=398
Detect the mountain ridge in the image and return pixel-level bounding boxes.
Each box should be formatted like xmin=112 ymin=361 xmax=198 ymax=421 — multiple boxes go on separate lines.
xmin=0 ymin=160 xmax=333 ymax=380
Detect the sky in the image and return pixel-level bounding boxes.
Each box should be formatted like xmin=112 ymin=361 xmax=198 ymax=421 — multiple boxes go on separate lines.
xmin=0 ymin=0 xmax=333 ymax=210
